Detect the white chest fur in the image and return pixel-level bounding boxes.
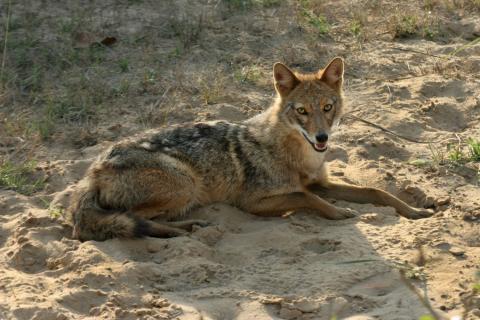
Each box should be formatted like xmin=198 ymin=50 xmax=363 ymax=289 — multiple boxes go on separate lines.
xmin=298 ymin=145 xmax=328 ymax=184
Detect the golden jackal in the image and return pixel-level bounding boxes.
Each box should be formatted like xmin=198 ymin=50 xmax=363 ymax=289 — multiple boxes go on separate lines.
xmin=69 ymin=58 xmax=432 ymax=241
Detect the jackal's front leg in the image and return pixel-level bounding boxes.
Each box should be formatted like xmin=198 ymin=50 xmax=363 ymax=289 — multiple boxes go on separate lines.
xmin=245 ymin=192 xmax=357 ymax=220
xmin=309 ymin=182 xmax=433 ymax=219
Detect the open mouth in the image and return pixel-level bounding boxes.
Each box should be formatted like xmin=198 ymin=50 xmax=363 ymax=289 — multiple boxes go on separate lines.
xmin=313 ymin=142 xmax=327 ymax=152
xmin=302 ymin=133 xmax=328 ymax=153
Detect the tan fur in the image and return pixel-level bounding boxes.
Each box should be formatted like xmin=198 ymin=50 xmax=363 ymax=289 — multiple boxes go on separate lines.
xmin=68 ymin=57 xmax=432 ymax=241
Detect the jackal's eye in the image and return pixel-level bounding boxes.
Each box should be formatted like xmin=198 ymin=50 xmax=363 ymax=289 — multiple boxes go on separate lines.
xmin=296 ymin=107 xmax=308 ymax=115
xmin=323 ymin=104 xmax=333 ymax=112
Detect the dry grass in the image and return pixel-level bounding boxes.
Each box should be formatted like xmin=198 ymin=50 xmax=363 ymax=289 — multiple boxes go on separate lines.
xmin=0 ymin=0 xmax=473 ymax=147
xmin=0 ymin=2 xmax=475 ymax=148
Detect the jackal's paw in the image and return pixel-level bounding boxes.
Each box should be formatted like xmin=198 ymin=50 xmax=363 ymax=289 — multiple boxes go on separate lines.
xmin=190 ymin=219 xmax=211 ymax=227
xmin=167 ymin=228 xmax=188 ymax=237
xmin=190 ymin=220 xmax=212 ymax=232
xmin=329 ymin=208 xmax=359 ymax=220
xmin=402 ymin=208 xmax=434 ymax=219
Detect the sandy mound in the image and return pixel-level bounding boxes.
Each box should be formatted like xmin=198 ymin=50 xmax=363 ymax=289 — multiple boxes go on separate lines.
xmin=0 ymin=188 xmax=440 ymax=320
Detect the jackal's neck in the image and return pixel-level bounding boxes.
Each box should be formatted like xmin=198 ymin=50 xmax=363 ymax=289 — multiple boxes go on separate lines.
xmin=245 ymin=97 xmax=285 ymax=134
xmin=246 ymin=98 xmax=298 ymax=153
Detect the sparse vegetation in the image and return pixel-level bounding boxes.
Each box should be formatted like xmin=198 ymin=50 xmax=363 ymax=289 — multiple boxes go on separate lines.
xmin=410 ymin=138 xmax=480 ymax=172
xmin=349 ymin=18 xmax=363 ymax=38
xmin=30 ymin=117 xmax=56 ymax=141
xmin=0 ymin=161 xmax=44 ymax=195
xmin=169 ymin=15 xmax=204 ymax=49
xmin=446 ymin=138 xmax=480 ymax=165
xmin=198 ymin=72 xmax=227 ymax=105
xmin=393 ymin=14 xmax=420 ymax=38
xmin=467 ymin=138 xmax=480 ymax=161
xmin=233 ymin=65 xmax=264 ymax=85
xmin=387 ymin=6 xmax=443 ymax=40
xmin=0 ymin=0 xmax=13 ymax=89
xmin=450 ymin=37 xmax=480 ymax=57
xmin=296 ymin=0 xmax=331 ymax=35
xmin=474 ymin=270 xmax=480 ymax=292
xmin=49 ymin=206 xmax=64 ymax=219
xmin=118 ymin=58 xmax=130 ymax=73
xmin=38 ymin=197 xmax=64 ymax=219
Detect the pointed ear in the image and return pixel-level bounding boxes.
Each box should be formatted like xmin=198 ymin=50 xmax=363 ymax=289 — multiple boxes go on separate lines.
xmin=273 ymin=63 xmax=299 ymax=97
xmin=319 ymin=57 xmax=344 ymax=90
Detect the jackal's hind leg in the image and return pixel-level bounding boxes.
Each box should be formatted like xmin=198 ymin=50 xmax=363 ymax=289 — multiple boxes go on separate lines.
xmin=245 ymin=192 xmax=357 ymax=220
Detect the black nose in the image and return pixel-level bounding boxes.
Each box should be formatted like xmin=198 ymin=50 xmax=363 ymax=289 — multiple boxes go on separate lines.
xmin=316 ymin=132 xmax=328 ymax=143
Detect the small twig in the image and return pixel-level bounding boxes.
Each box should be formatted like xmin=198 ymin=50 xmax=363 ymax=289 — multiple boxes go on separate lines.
xmin=454 ymin=133 xmax=463 ymax=144
xmin=334 ymin=259 xmax=383 ymax=264
xmin=385 ymin=83 xmax=393 ymax=104
xmin=158 ymin=86 xmax=173 ymax=125
xmin=399 ymin=269 xmax=446 ymax=320
xmin=0 ymin=0 xmax=12 ymax=88
xmin=144 ymin=22 xmax=168 ymax=30
xmin=353 ymin=74 xmax=428 ymax=82
xmin=329 ymin=258 xmax=445 ymax=319
xmin=386 ymin=74 xmax=428 ymax=82
xmin=390 ymin=46 xmax=449 ymax=60
xmin=374 ymin=30 xmax=392 ymax=37
xmin=343 ymin=113 xmax=455 ymax=144
xmin=449 ymin=37 xmax=480 ymax=57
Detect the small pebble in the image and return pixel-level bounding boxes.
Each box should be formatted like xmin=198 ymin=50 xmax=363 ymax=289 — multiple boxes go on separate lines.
xmin=449 ymin=246 xmax=465 ymax=257
xmin=434 ymin=196 xmax=451 ymax=207
xmin=260 ymin=296 xmax=283 ymax=305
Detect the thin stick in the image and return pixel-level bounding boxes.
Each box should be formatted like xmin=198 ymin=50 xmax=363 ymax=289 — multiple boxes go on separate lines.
xmin=399 ymin=269 xmax=446 ymax=320
xmin=326 ymin=258 xmax=445 ymax=319
xmin=1 ymin=0 xmax=12 ymax=88
xmin=390 ymin=46 xmax=449 ymax=60
xmin=449 ymin=37 xmax=480 ymax=57
xmin=343 ymin=113 xmax=455 ymax=144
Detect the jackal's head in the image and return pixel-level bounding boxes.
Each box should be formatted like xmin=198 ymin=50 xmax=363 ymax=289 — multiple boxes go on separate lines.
xmin=273 ymin=58 xmax=344 ymax=153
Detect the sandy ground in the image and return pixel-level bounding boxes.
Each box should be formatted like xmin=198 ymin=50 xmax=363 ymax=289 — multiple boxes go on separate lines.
xmin=1 ymin=1 xmax=479 ymax=319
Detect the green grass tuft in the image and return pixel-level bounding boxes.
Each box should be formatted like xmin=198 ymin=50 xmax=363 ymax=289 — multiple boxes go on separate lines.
xmin=49 ymin=206 xmax=64 ymax=219
xmin=233 ymin=65 xmax=263 ymax=84
xmin=393 ymin=15 xmax=419 ymax=38
xmin=467 ymin=138 xmax=480 ymax=161
xmin=118 ymin=58 xmax=130 ymax=73
xmin=410 ymin=138 xmax=480 ymax=175
xmin=446 ymin=138 xmax=480 ymax=165
xmin=303 ymin=10 xmax=330 ymax=35
xmin=0 ymin=161 xmax=44 ymax=195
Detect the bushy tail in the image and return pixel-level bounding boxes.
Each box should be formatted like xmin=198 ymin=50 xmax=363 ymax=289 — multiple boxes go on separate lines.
xmin=68 ymin=180 xmax=151 ymax=241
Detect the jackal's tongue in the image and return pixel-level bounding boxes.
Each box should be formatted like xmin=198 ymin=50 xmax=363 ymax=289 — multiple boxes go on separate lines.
xmin=314 ymin=142 xmax=327 ymax=151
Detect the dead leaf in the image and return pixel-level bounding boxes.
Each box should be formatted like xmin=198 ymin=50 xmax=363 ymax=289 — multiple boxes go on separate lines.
xmin=100 ymin=36 xmax=117 ymax=47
